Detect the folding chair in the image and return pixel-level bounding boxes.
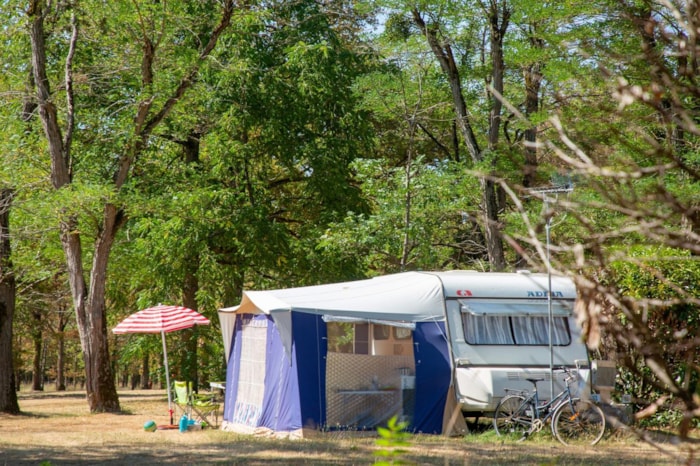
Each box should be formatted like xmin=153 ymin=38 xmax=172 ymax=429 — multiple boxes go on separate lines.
xmin=190 ymin=390 xmax=220 ymax=428
xmin=173 ymin=380 xmax=192 ymax=421
xmin=172 ymin=380 xmax=220 ymax=428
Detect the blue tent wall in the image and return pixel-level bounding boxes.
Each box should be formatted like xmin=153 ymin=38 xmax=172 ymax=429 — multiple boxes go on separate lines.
xmin=291 ymin=312 xmax=327 ymax=429
xmin=411 ymin=321 xmax=451 ymax=434
xmin=259 ymin=312 xmax=327 ymax=431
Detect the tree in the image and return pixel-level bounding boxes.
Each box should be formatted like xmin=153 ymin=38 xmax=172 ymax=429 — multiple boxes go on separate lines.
xmin=408 ymin=1 xmax=507 ymax=270
xmin=501 ymin=0 xmax=700 ymax=455
xmin=24 ymin=0 xmax=236 ymax=412
xmin=318 ymin=157 xmax=484 ymax=274
xmin=0 ymin=188 xmax=20 ymax=413
xmin=105 ymin=0 xmax=379 ymax=387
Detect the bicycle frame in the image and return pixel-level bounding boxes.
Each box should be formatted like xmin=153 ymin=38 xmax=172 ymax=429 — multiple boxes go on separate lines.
xmin=507 ymin=369 xmax=577 ymax=431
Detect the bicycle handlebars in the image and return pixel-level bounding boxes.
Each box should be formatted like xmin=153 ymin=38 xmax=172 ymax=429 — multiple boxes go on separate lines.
xmin=554 ymin=366 xmax=577 ymax=384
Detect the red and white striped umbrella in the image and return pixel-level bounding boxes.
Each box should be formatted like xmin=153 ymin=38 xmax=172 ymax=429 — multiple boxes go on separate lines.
xmin=113 ymin=304 xmax=210 ymax=425
xmin=112 ymin=304 xmax=210 ymax=335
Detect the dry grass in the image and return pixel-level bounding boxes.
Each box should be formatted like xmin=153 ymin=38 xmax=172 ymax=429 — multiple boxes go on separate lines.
xmin=0 ymin=387 xmax=690 ymax=465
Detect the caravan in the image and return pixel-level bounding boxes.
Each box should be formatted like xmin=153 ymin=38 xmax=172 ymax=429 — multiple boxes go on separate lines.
xmin=439 ymin=270 xmax=589 ymax=416
xmin=217 ymin=270 xmax=591 ymax=437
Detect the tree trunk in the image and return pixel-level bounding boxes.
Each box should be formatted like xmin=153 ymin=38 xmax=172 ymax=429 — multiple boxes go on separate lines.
xmin=523 ymin=61 xmax=541 ymax=188
xmin=0 ymin=188 xmax=19 ymax=413
xmin=55 ymin=309 xmax=67 ymax=391
xmin=56 ymin=334 xmax=66 ymax=391
xmin=58 ymin=205 xmax=121 ymax=411
xmin=484 ymin=1 xmax=509 ymax=269
xmin=65 ymin=204 xmax=122 ymax=412
xmin=401 ymin=118 xmax=418 ymax=271
xmin=522 ymin=19 xmax=543 ymax=189
xmin=31 ymin=310 xmax=43 ymax=391
xmin=130 ymin=370 xmax=140 ymax=390
xmin=181 ymin=130 xmax=201 ymax=390
xmin=487 ymin=2 xmax=508 ymax=153
xmin=182 ymin=267 xmax=200 ymax=391
xmin=141 ymin=353 xmax=150 ymax=389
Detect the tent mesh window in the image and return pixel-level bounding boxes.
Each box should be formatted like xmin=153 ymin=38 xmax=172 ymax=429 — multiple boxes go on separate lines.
xmin=325 ymin=352 xmax=414 ymax=430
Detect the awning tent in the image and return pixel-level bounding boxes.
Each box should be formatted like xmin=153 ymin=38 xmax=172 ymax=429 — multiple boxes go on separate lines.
xmin=219 ymin=271 xmax=447 ymax=361
xmin=218 ymin=271 xmax=468 ymax=438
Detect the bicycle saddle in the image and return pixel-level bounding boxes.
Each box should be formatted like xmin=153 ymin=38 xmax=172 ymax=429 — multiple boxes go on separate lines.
xmin=526 ymin=378 xmax=544 ymax=384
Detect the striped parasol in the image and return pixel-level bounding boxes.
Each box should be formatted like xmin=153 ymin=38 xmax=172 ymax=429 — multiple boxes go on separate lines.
xmin=113 ymin=304 xmax=210 ymax=425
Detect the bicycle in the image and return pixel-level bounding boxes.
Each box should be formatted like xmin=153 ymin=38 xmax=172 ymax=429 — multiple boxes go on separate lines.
xmin=492 ymin=366 xmax=606 ymax=445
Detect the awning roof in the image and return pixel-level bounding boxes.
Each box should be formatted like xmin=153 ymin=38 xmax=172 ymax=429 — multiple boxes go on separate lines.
xmin=459 ymin=299 xmax=574 ymax=317
xmin=218 ymin=270 xmax=578 ymax=360
xmin=218 ymin=272 xmax=447 ymax=360
xmin=220 ymin=271 xmax=447 ymax=322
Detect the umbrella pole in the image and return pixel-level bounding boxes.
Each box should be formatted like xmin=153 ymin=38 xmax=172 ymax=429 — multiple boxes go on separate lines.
xmin=161 ymin=329 xmax=173 ymax=425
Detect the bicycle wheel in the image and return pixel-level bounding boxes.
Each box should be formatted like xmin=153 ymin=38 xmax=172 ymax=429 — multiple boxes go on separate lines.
xmin=493 ymin=394 xmax=530 ymax=440
xmin=552 ymin=398 xmax=605 ymax=446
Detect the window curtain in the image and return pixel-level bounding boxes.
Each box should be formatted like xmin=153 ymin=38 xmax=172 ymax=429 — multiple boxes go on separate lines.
xmin=511 ymin=316 xmax=570 ymax=345
xmin=463 ymin=315 xmax=514 ymax=344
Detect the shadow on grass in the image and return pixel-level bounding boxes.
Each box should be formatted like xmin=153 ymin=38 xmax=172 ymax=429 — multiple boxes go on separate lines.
xmin=0 ymin=437 xmax=678 ymax=466
xmin=0 ymin=440 xmax=375 ymax=465
xmin=16 ymin=392 xmax=88 ymax=401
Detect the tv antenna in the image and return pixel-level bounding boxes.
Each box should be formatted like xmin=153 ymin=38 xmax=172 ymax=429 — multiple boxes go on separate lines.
xmin=529 ymin=178 xmax=574 ymax=398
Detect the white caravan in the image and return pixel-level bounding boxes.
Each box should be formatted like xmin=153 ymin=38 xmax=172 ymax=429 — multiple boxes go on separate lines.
xmin=438 ymin=270 xmax=589 ymax=415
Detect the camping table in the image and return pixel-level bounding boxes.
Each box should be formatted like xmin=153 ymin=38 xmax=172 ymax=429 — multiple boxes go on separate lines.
xmin=337 ymin=389 xmax=399 ymax=428
xmin=209 ymin=381 xmax=226 ymax=391
xmin=209 ymin=382 xmax=226 ymax=404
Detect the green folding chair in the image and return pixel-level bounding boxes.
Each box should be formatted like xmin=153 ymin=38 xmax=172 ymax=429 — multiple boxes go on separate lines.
xmin=172 ymin=380 xmax=220 ymax=428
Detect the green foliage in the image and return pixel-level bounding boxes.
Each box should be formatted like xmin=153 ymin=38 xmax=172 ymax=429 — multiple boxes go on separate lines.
xmin=101 ymin=0 xmax=381 ymax=385
xmin=609 ymin=248 xmax=700 ymax=301
xmin=600 ymin=248 xmax=700 ymax=422
xmin=318 ymin=157 xmax=486 ymax=274
xmin=636 ymin=404 xmax=700 ymax=430
xmin=373 ymin=416 xmax=412 ymax=465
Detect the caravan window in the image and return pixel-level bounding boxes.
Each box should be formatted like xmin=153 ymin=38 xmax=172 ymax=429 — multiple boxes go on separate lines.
xmin=374 ymin=324 xmax=411 ymax=341
xmin=394 ymin=327 xmax=412 ymax=340
xmin=373 ymin=325 xmax=391 ymax=340
xmin=326 ymin=322 xmax=413 ymax=355
xmin=460 ymin=299 xmax=573 ymax=346
xmin=463 ymin=314 xmax=515 ymax=344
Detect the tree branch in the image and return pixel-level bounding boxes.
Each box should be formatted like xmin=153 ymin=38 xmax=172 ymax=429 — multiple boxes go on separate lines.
xmin=63 ymin=12 xmax=78 ymax=179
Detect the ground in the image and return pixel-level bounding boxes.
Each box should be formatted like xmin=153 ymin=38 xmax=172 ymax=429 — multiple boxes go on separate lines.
xmin=0 ymin=387 xmax=694 ymax=465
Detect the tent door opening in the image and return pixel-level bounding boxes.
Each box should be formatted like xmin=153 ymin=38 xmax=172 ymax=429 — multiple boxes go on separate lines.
xmin=325 ymin=322 xmax=416 ymax=429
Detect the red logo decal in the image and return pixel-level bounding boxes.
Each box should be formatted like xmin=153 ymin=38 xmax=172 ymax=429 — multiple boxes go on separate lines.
xmin=456 ymin=289 xmax=472 ymax=297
